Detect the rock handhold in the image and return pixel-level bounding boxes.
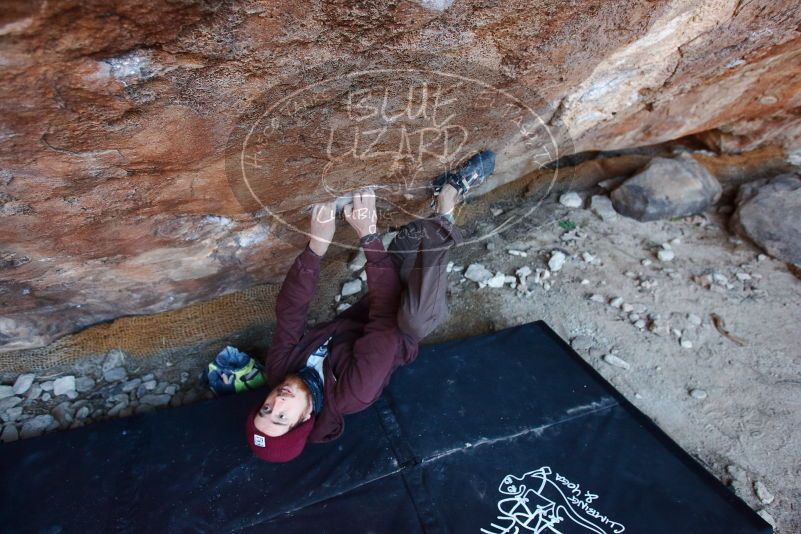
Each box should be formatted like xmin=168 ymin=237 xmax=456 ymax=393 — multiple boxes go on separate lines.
xmin=731 ymin=174 xmax=801 ymax=265
xmin=611 ymin=154 xmax=722 ymax=221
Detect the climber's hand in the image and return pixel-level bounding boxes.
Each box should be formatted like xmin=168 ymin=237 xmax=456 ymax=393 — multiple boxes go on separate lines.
xmin=309 ymin=201 xmax=337 ymax=257
xmin=344 ymin=189 xmax=377 ymax=239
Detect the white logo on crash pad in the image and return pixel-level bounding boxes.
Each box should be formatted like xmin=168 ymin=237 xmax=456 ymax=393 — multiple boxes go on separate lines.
xmin=254 ymin=435 xmax=266 ymax=447
xmin=481 ymin=466 xmax=625 ymax=534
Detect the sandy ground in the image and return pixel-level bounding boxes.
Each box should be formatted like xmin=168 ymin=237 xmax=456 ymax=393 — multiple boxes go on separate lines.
xmin=401 ymin=193 xmax=801 ymax=533
xmin=3 ymin=184 xmax=799 ymax=532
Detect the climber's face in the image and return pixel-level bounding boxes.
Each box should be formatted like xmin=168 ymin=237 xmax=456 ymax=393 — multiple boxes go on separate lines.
xmin=253 ymin=375 xmax=312 ymax=437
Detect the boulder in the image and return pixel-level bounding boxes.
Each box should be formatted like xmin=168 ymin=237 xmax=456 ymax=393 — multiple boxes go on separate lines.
xmin=611 ymin=155 xmax=722 ymax=221
xmin=731 ymin=174 xmax=801 ymax=265
xmin=0 ymin=1 xmax=799 ymax=351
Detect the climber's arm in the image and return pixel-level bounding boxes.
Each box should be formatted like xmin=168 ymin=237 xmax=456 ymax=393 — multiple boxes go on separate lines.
xmin=265 ymin=203 xmax=336 ymax=379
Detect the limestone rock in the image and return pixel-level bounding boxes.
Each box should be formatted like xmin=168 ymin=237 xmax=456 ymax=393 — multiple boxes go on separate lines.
xmin=1 ymin=424 xmax=19 ymax=443
xmin=731 ymin=174 xmax=801 ymax=265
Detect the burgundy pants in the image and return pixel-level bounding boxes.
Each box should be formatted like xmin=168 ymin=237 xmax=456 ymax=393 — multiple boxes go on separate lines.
xmin=388 ymin=215 xmax=463 ymax=341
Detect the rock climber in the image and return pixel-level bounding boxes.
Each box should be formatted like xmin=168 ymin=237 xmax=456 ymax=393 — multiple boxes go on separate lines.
xmin=245 ymin=151 xmax=496 ymax=462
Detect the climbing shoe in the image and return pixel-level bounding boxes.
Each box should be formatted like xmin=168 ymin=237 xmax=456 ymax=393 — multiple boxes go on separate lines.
xmin=431 ymin=150 xmax=496 ymax=200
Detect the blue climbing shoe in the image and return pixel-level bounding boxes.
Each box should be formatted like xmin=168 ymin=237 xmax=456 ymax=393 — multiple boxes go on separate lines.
xmin=432 ymin=150 xmax=496 ymax=199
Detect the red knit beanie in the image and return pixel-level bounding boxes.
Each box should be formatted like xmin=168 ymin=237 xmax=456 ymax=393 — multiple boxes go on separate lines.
xmin=245 ymin=405 xmax=315 ymax=463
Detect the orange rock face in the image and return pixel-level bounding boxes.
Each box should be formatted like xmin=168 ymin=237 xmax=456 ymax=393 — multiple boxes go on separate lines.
xmin=1 ymin=0 xmax=799 ymax=351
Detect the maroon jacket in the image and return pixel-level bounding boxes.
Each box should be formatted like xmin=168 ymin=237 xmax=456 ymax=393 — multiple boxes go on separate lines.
xmin=260 ymin=237 xmax=419 ymax=443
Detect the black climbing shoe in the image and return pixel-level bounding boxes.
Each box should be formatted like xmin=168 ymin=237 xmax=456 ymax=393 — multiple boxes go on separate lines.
xmin=431 ymin=150 xmax=496 ymax=200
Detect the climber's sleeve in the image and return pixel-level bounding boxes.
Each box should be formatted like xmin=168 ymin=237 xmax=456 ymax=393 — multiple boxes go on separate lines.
xmin=265 ymin=244 xmax=321 ymax=380
xmin=333 ymin=235 xmax=402 ymax=413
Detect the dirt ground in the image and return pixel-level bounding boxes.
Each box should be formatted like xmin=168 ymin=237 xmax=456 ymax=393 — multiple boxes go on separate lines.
xmin=3 ymin=180 xmax=799 ymax=532
xmin=407 ymin=191 xmax=801 ymax=533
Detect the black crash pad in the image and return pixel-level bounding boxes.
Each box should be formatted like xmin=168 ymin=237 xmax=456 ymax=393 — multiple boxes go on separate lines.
xmin=0 ymin=322 xmax=770 ymax=533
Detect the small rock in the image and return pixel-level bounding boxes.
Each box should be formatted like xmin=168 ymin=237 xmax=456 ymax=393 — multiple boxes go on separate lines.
xmin=757 ymin=510 xmax=776 ymax=528
xmin=1 ymin=406 xmax=23 ymax=423
xmin=611 ymin=154 xmax=722 ymax=221
xmin=580 ymin=279 xmax=590 ymax=285
xmin=52 ymin=402 xmax=74 ymax=427
xmin=41 ymin=392 xmax=51 ymax=402
xmin=589 ymin=294 xmax=605 ymax=303
xmin=609 ymin=297 xmax=624 ymax=308
xmin=590 ymin=195 xmax=618 ymax=222
xmin=341 ymin=279 xmax=362 ymax=297
xmin=0 ymin=385 xmax=14 ymax=400
xmin=657 ymin=249 xmax=675 ymax=262
xmin=485 ymin=242 xmax=496 ymax=251
xmin=52 ymin=376 xmax=76 ymax=397
xmin=122 ymin=378 xmax=142 ymax=393
xmin=20 ymin=414 xmax=55 ymax=439
xmin=622 ymin=303 xmax=634 ymax=313
xmin=633 ymin=319 xmax=646 ymax=329
xmin=164 ymin=384 xmax=178 ymax=396
xmin=0 ymin=394 xmax=23 ymax=411
xmin=603 ymin=354 xmax=630 ymax=370
xmin=179 ymin=372 xmax=189 ymax=384
xmin=570 ymin=335 xmax=594 ymax=352
xmin=484 ymin=272 xmax=506 ymax=289
xmin=641 ymin=259 xmax=652 ymax=266
xmin=26 ymin=384 xmax=41 ymax=401
xmin=102 ymin=349 xmax=126 ymax=374
xmin=628 ymin=313 xmax=640 ymax=322
xmin=336 ymin=303 xmax=351 ymax=313
xmin=689 ymin=388 xmax=707 ymax=399
xmin=140 ymin=394 xmax=171 ymax=407
xmin=40 ymin=381 xmax=54 ymax=392
xmin=735 ymin=272 xmax=752 ymax=281
xmin=581 ymin=251 xmax=595 ymax=263
xmin=464 ymin=263 xmax=493 ymax=283
xmin=754 ymin=481 xmax=774 ymax=505
xmin=107 ymin=400 xmax=129 ymax=417
xmin=681 ymin=339 xmax=694 ymax=349
xmin=490 ymin=207 xmax=504 ymax=217
xmin=1 ymin=424 xmax=19 ymax=443
xmin=141 ymin=373 xmax=155 ymax=382
xmin=559 ymin=191 xmax=583 ymax=208
xmin=75 ymin=406 xmax=90 ymax=419
xmin=103 ymin=367 xmax=128 ymax=383
xmin=446 ymin=261 xmax=454 ymax=273
xmin=548 ymin=251 xmax=566 ymax=272
xmin=75 ymin=376 xmax=96 ymax=393
xmin=12 ymin=374 xmax=35 ymax=395
xmin=359 ymin=270 xmax=367 ymax=282
xmin=143 ymin=379 xmax=157 ymax=390
xmin=687 ymin=314 xmax=702 ymax=326
xmin=757 ymin=253 xmax=767 ymax=262
xmin=507 ymin=249 xmax=527 ymax=257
